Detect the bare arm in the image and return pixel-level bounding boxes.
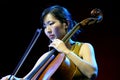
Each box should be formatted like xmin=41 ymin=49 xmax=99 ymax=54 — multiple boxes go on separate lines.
xmin=66 ymin=43 xmax=98 ymax=79
xmin=23 ymin=51 xmax=54 ymax=79
xmin=49 ymin=39 xmax=98 ymax=79
xmin=1 ymin=51 xmax=53 ymax=80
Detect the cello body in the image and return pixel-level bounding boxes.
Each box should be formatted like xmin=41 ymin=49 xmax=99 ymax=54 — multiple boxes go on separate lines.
xmin=31 ymin=53 xmax=76 ymax=80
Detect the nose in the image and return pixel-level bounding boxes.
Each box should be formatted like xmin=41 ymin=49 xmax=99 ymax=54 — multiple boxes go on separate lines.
xmin=46 ymin=26 xmax=52 ymax=33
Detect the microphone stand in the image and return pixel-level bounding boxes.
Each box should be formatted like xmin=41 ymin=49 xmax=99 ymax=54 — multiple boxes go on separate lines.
xmin=8 ymin=28 xmax=42 ymax=80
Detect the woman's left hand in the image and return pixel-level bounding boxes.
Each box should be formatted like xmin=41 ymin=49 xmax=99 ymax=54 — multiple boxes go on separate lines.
xmin=49 ymin=39 xmax=70 ymax=54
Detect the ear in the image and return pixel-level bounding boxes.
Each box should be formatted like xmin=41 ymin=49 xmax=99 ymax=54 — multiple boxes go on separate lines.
xmin=63 ymin=20 xmax=70 ymax=29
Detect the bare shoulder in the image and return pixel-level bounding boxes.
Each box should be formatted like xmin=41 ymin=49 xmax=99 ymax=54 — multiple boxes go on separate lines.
xmin=81 ymin=42 xmax=93 ymax=48
xmin=79 ymin=42 xmax=95 ymax=56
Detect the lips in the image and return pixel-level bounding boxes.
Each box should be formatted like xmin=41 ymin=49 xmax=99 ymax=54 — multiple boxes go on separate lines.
xmin=49 ymin=34 xmax=55 ymax=39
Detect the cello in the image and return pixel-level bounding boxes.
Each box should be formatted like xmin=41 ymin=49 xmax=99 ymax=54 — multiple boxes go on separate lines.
xmin=9 ymin=8 xmax=103 ymax=80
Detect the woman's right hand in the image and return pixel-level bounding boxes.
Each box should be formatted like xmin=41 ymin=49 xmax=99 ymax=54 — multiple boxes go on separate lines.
xmin=1 ymin=75 xmax=23 ymax=80
xmin=1 ymin=75 xmax=10 ymax=80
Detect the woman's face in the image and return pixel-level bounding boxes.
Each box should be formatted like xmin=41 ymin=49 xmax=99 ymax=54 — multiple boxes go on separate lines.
xmin=43 ymin=13 xmax=67 ymax=41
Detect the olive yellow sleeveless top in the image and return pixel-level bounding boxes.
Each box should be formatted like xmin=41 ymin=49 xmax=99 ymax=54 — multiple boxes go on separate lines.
xmin=71 ymin=42 xmax=90 ymax=80
xmin=51 ymin=42 xmax=89 ymax=80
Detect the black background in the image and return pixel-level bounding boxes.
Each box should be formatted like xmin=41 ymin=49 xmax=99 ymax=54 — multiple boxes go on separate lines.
xmin=0 ymin=0 xmax=119 ymax=80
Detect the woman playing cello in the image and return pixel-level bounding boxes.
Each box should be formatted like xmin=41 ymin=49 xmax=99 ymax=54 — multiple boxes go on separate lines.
xmin=1 ymin=5 xmax=99 ymax=80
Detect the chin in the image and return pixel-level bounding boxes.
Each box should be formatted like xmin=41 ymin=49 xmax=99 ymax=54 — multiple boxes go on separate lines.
xmin=50 ymin=37 xmax=57 ymax=41
xmin=50 ymin=38 xmax=55 ymax=42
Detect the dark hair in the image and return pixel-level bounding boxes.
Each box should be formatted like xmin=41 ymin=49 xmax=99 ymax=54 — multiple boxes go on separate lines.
xmin=40 ymin=5 xmax=80 ymax=40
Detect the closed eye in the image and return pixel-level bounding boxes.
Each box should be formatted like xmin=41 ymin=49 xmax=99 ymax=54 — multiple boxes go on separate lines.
xmin=43 ymin=21 xmax=55 ymax=28
xmin=49 ymin=22 xmax=54 ymax=26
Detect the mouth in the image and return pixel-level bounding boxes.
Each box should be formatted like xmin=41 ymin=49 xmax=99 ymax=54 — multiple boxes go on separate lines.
xmin=49 ymin=34 xmax=55 ymax=40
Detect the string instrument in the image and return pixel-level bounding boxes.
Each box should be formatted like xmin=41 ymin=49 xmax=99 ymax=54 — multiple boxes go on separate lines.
xmin=9 ymin=8 xmax=103 ymax=80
